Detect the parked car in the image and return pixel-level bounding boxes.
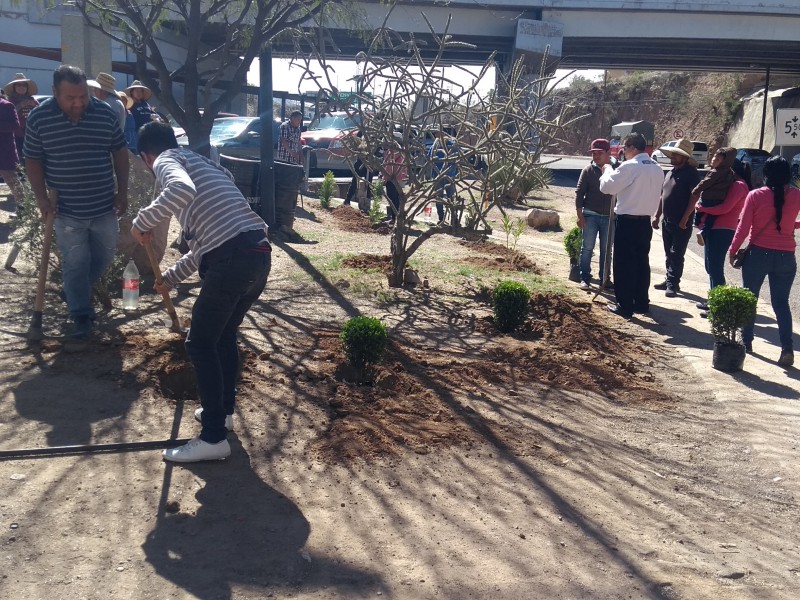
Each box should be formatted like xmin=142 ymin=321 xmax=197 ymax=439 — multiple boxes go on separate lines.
xmin=301 ymin=111 xmax=361 ymax=172
xmin=215 ymin=117 xmax=282 ymax=159
xmin=170 ymin=110 xmax=239 ymax=144
xmin=790 ymin=151 xmax=800 ymax=182
xmin=651 ymin=140 xmax=709 ymax=168
xmin=735 ymin=148 xmax=772 ymax=187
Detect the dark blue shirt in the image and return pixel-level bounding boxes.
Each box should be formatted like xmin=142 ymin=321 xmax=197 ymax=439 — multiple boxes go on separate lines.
xmin=24 ymin=96 xmax=126 ymax=219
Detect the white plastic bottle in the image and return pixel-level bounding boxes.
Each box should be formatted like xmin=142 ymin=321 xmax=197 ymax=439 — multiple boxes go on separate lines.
xmin=122 ymin=259 xmax=140 ymax=310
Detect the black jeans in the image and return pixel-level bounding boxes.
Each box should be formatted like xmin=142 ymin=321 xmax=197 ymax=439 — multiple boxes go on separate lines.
xmin=385 ymin=180 xmax=401 ymax=219
xmin=344 ymin=160 xmax=372 ymax=204
xmin=613 ymin=215 xmax=653 ymax=314
xmin=187 ymin=231 xmax=271 ymax=443
xmin=661 ymin=218 xmax=693 ymax=287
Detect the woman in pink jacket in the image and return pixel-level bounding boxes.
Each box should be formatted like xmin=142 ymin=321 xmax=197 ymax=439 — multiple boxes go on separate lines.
xmin=729 ymin=156 xmax=800 ymax=366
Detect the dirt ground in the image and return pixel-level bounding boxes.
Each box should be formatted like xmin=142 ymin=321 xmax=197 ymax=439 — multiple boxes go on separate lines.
xmin=0 ymin=184 xmax=799 ymax=600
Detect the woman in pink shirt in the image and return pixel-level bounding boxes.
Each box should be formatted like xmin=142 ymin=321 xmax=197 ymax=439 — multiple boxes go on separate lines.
xmin=694 ymin=158 xmax=750 ymax=312
xmin=729 ymin=156 xmax=800 ymax=366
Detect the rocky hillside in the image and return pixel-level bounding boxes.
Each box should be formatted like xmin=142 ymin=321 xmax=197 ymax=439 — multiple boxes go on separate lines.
xmin=548 ymin=71 xmax=798 ymax=156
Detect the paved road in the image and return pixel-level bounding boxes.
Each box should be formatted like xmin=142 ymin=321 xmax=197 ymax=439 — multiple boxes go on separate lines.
xmin=542 ymin=153 xmax=800 ymax=333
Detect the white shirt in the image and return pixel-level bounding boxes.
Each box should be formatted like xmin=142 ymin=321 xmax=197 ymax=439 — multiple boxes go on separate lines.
xmin=599 ymin=152 xmax=664 ymax=216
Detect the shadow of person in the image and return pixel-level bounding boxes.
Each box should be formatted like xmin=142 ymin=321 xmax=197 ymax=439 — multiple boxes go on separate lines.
xmin=142 ymin=437 xmax=384 ymax=598
xmin=13 ymin=342 xmax=137 ymax=447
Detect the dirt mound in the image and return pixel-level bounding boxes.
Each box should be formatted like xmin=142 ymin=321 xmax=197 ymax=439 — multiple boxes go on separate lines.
xmin=459 ymin=239 xmax=540 ymax=273
xmin=341 ymin=253 xmax=392 ymax=273
xmin=123 ymin=331 xmax=197 ymax=400
xmin=294 ymin=293 xmax=673 ymax=464
xmin=329 ymin=205 xmax=390 ymax=235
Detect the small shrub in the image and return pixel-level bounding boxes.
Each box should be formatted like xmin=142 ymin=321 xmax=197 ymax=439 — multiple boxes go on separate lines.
xmin=368 ymin=179 xmax=385 ymax=223
xmin=707 ymin=285 xmax=757 ymax=345
xmin=492 ymin=280 xmax=530 ymax=333
xmin=564 ymin=226 xmax=582 ymax=264
xmin=340 ymin=316 xmax=388 ymax=369
xmin=319 ymin=170 xmax=337 ymax=208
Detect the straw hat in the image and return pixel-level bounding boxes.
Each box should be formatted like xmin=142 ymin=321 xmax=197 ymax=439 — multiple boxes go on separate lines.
xmin=87 ymin=72 xmax=118 ymax=95
xmin=124 ymin=80 xmax=152 ymax=100
xmin=3 ymin=73 xmax=38 ymax=96
xmin=659 ymin=138 xmax=698 ymax=168
xmin=117 ymin=91 xmax=133 ymax=110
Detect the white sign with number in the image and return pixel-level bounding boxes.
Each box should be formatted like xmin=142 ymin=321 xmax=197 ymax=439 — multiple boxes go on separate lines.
xmin=775 ymin=109 xmax=800 ymax=145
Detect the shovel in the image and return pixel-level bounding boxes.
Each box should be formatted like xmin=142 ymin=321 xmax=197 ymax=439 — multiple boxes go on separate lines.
xmin=27 ymin=188 xmax=57 ymax=341
xmin=144 ymin=240 xmax=187 ymax=335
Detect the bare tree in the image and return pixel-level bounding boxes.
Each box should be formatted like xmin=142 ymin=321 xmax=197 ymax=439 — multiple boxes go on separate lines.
xmin=71 ymin=0 xmax=354 ymax=150
xmin=293 ymin=12 xmax=584 ymax=287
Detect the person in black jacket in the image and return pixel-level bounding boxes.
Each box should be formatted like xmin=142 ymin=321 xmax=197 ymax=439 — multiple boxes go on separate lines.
xmin=575 ymin=139 xmax=615 ymax=289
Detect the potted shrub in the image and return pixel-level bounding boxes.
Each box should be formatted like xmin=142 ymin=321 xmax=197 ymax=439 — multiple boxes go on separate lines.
xmin=707 ymin=285 xmax=758 ymax=372
xmin=563 ymin=226 xmax=582 ymax=282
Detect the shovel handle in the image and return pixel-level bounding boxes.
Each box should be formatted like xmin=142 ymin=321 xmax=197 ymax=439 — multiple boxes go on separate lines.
xmin=33 ymin=189 xmax=57 ymax=313
xmin=144 ymin=240 xmax=181 ymax=327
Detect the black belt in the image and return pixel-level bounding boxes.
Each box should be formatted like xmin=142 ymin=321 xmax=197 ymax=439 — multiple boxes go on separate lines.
xmin=616 ymin=214 xmax=651 ymax=220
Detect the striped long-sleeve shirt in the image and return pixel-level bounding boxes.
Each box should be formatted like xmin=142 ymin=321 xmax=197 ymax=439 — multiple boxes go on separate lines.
xmin=132 ymin=148 xmax=267 ymax=286
xmin=24 ymin=97 xmax=126 ymax=219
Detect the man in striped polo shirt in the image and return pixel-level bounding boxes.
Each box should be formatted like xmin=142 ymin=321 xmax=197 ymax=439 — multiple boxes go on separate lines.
xmin=25 ymin=64 xmax=129 ymax=339
xmin=131 ymin=121 xmax=271 ymax=463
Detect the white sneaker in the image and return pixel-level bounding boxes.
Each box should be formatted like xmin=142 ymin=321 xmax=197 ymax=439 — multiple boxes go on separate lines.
xmin=194 ymin=407 xmax=234 ymax=431
xmin=162 ymin=437 xmax=231 ymax=462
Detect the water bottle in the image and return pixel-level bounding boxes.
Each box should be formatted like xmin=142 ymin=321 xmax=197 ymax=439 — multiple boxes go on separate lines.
xmin=122 ymin=259 xmax=140 ymax=310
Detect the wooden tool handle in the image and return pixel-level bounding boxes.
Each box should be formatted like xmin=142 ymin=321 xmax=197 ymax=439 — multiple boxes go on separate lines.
xmin=33 ymin=189 xmax=57 ymax=313
xmin=144 ymin=240 xmax=180 ymax=325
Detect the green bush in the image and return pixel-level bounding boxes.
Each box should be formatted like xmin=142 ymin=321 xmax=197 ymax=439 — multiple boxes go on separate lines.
xmin=564 ymin=226 xmax=582 ymax=263
xmin=368 ymin=179 xmax=385 ymax=223
xmin=492 ymin=280 xmax=530 ymax=333
xmin=707 ymin=285 xmax=757 ymax=345
xmin=340 ymin=316 xmax=389 ymax=369
xmin=319 ymin=170 xmax=337 ymax=208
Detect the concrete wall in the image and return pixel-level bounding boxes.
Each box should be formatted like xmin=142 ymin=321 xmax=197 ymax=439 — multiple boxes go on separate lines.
xmin=727 ymin=89 xmax=800 ymax=159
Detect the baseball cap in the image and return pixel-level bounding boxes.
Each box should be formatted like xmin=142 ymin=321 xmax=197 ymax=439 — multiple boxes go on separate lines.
xmin=589 ymin=139 xmax=610 ymax=152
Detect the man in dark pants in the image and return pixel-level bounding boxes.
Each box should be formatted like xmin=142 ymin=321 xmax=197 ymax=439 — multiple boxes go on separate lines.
xmin=599 ymin=133 xmax=664 ymax=318
xmin=575 ymin=138 xmax=614 ymax=289
xmin=132 ymin=122 xmax=271 ymax=463
xmin=652 ymin=139 xmax=701 ymax=297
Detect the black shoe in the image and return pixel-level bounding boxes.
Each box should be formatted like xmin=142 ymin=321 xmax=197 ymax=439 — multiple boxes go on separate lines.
xmin=744 ymin=342 xmax=753 ymax=354
xmin=607 ymin=303 xmax=632 ymax=319
xmin=654 ymin=280 xmax=668 ymax=290
xmin=696 ymin=301 xmax=709 ymax=310
xmin=665 ymin=285 xmax=679 ymax=298
xmin=699 ymin=311 xmax=708 ymax=319
xmin=633 ymin=306 xmax=650 ymax=315
xmin=602 ymin=280 xmax=614 ymax=290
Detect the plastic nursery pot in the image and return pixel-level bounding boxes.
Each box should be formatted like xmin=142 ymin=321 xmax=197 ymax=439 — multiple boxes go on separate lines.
xmin=712 ymin=341 xmax=746 ymax=372
xmin=568 ymin=262 xmax=581 ymax=283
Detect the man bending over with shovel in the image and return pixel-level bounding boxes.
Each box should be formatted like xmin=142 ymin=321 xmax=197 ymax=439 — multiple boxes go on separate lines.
xmin=131 ymin=121 xmax=271 ymax=463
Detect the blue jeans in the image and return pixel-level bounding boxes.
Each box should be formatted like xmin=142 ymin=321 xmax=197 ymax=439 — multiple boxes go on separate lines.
xmin=434 ymin=178 xmax=455 ymax=221
xmin=741 ymin=245 xmax=796 ymax=351
xmin=187 ymin=235 xmax=271 ymax=444
xmin=579 ymin=210 xmax=610 ymax=283
xmin=54 ymin=212 xmax=119 ymax=320
xmin=702 ymin=228 xmax=734 ymax=290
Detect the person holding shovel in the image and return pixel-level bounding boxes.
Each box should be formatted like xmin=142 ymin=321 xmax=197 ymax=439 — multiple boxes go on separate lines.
xmin=131 ymin=121 xmax=271 ymax=463
xmin=24 ymin=64 xmax=128 ymax=339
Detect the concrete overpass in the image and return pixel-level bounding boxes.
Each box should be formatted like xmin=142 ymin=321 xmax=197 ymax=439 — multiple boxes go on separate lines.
xmin=278 ymin=0 xmax=800 ymax=74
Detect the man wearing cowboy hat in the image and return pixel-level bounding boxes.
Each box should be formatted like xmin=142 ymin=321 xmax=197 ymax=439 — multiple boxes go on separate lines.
xmin=24 ymin=64 xmax=129 ymax=339
xmin=87 ymin=72 xmax=126 ymax=134
xmin=125 ymin=80 xmax=160 ymax=132
xmin=651 ymin=138 xmax=701 ymax=298
xmin=3 ymin=73 xmax=39 ymax=159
